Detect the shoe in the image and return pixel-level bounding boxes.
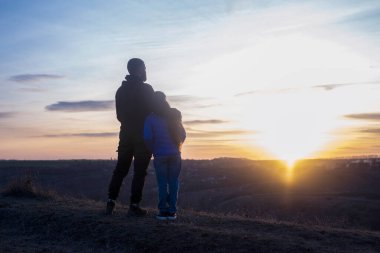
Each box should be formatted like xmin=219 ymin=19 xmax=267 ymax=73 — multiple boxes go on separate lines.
xmin=156 ymin=211 xmax=168 ymax=221
xmin=128 ymin=203 xmax=147 ymax=217
xmin=105 ymin=199 xmax=115 ymax=215
xmin=167 ymin=212 xmax=177 ymax=220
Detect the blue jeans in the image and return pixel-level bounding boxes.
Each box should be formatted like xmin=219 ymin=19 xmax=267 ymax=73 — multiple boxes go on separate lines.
xmin=153 ymin=155 xmax=182 ymax=213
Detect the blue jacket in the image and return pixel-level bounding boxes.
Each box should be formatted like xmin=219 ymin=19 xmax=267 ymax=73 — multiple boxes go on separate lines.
xmin=143 ymin=113 xmax=186 ymax=157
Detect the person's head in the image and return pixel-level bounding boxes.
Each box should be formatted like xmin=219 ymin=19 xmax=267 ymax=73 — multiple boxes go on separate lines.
xmin=127 ymin=58 xmax=146 ymax=81
xmin=154 ymin=91 xmax=166 ymax=101
xmin=170 ymin=108 xmax=182 ymax=122
xmin=153 ymin=91 xmax=170 ymax=116
xmin=153 ymin=91 xmax=184 ymax=148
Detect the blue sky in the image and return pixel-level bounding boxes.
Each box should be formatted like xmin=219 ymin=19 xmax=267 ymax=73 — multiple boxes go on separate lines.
xmin=1 ymin=0 xmax=380 ymax=160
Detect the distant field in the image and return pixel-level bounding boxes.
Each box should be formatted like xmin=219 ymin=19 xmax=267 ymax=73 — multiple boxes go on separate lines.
xmin=1 ymin=158 xmax=380 ymax=230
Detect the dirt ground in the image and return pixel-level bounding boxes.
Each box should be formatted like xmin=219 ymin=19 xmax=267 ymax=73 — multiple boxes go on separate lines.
xmin=1 ymin=195 xmax=380 ymax=253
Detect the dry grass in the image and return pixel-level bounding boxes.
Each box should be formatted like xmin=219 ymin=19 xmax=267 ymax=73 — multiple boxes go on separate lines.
xmin=1 ymin=176 xmax=56 ymax=199
xmin=0 ymin=193 xmax=380 ymax=253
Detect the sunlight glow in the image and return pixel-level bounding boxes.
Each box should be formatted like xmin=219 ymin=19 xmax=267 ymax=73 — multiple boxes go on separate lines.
xmin=286 ymin=158 xmax=297 ymax=168
xmin=183 ymin=34 xmax=372 ymax=96
xmin=252 ymin=90 xmax=342 ymax=162
xmin=182 ymin=33 xmax=373 ymax=161
xmin=285 ymin=166 xmax=294 ymax=184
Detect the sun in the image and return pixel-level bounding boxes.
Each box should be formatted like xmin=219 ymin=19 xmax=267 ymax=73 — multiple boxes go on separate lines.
xmin=242 ymin=88 xmax=343 ymax=164
xmin=285 ymin=157 xmax=297 ymax=168
xmin=183 ymin=33 xmax=360 ymax=162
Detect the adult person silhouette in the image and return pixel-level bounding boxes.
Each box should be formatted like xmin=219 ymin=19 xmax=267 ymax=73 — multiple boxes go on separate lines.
xmin=106 ymin=58 xmax=154 ymax=216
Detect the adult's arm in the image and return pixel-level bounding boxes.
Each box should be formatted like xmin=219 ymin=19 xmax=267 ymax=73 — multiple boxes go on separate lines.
xmin=144 ymin=83 xmax=155 ymax=113
xmin=143 ymin=116 xmax=154 ymax=152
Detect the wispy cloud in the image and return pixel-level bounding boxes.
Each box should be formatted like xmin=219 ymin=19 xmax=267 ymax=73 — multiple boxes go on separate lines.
xmin=167 ymin=95 xmax=198 ymax=103
xmin=345 ymin=113 xmax=380 ymax=121
xmin=234 ymin=88 xmax=299 ymax=97
xmin=313 ymin=83 xmax=350 ymax=91
xmin=234 ymin=91 xmax=259 ymax=97
xmin=187 ymin=129 xmax=255 ymax=138
xmin=167 ymin=95 xmax=219 ymax=108
xmin=184 ymin=119 xmax=228 ymax=125
xmin=360 ymin=128 xmax=380 ymax=134
xmin=40 ymin=132 xmax=118 ymax=138
xmin=234 ymin=81 xmax=380 ymax=95
xmin=237 ymin=81 xmax=380 ymax=95
xmin=45 ymin=100 xmax=114 ymax=112
xmin=336 ymin=6 xmax=380 ymax=33
xmin=194 ymin=103 xmax=221 ymax=108
xmin=18 ymin=87 xmax=47 ymax=93
xmin=9 ymin=74 xmax=64 ymax=83
xmin=336 ymin=146 xmax=363 ymax=151
xmin=0 ymin=112 xmax=15 ymax=119
xmin=313 ymin=81 xmax=380 ymax=91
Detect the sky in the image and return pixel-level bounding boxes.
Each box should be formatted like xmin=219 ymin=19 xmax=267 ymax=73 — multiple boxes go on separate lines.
xmin=0 ymin=0 xmax=380 ymax=161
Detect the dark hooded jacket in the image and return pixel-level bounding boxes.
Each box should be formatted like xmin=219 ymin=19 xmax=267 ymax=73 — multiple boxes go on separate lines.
xmin=115 ymin=75 xmax=155 ymax=136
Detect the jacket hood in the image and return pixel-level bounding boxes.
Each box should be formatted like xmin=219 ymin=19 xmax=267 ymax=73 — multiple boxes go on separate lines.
xmin=124 ymin=75 xmax=144 ymax=84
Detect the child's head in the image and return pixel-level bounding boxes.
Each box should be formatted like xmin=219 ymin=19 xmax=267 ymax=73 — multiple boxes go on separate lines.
xmin=154 ymin=91 xmax=166 ymax=101
xmin=170 ymin=108 xmax=182 ymax=122
xmin=152 ymin=91 xmax=184 ymax=148
xmin=153 ymin=91 xmax=170 ymax=116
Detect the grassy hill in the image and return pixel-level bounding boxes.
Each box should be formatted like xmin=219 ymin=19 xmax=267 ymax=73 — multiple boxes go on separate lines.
xmin=1 ymin=183 xmax=380 ymax=253
xmin=1 ymin=159 xmax=380 ymax=231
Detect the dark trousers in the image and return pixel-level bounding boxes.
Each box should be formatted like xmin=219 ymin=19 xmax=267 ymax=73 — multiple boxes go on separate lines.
xmin=108 ymin=129 xmax=151 ymax=204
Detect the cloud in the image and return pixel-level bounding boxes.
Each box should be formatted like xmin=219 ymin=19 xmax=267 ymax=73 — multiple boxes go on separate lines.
xmin=234 ymin=91 xmax=260 ymax=97
xmin=45 ymin=100 xmax=114 ymax=112
xmin=313 ymin=84 xmax=350 ymax=91
xmin=40 ymin=132 xmax=118 ymax=138
xmin=167 ymin=95 xmax=215 ymax=104
xmin=194 ymin=103 xmax=221 ymax=108
xmin=313 ymin=81 xmax=380 ymax=91
xmin=234 ymin=88 xmax=299 ymax=97
xmin=233 ymin=81 xmax=380 ymax=96
xmin=337 ymin=146 xmax=363 ymax=151
xmin=166 ymin=95 xmax=220 ymax=108
xmin=18 ymin=87 xmax=47 ymax=93
xmin=235 ymin=81 xmax=380 ymax=94
xmin=360 ymin=128 xmax=380 ymax=134
xmin=9 ymin=74 xmax=64 ymax=82
xmin=184 ymin=119 xmax=228 ymax=125
xmin=167 ymin=95 xmax=199 ymax=103
xmin=0 ymin=112 xmax=15 ymax=119
xmin=337 ymin=7 xmax=380 ymax=33
xmin=345 ymin=113 xmax=380 ymax=121
xmin=187 ymin=129 xmax=255 ymax=138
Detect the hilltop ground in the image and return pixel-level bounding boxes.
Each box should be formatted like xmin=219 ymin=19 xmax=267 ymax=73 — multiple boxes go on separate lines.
xmin=1 ymin=194 xmax=380 ymax=253
xmin=1 ymin=159 xmax=380 ymax=252
xmin=1 ymin=159 xmax=380 ymax=231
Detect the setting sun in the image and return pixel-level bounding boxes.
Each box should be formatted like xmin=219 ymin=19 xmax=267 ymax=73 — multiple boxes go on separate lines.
xmin=238 ymin=88 xmax=346 ymax=162
xmin=179 ymin=31 xmax=376 ymax=161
